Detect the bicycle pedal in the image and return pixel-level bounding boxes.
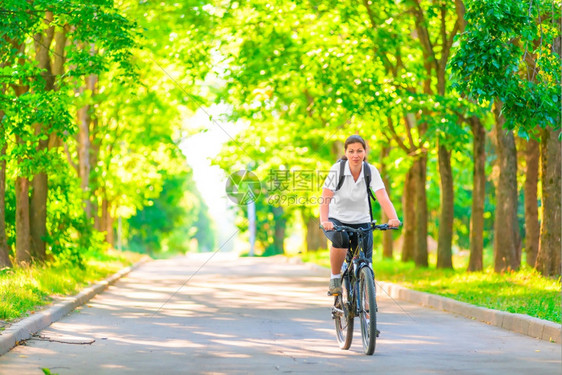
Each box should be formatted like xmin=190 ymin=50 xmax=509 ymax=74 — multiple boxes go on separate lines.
xmin=327 ymin=291 xmax=340 ymax=296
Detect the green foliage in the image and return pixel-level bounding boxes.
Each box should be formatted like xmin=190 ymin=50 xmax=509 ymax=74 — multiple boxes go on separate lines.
xmin=45 ymin=156 xmax=106 ymax=267
xmin=213 ymin=0 xmax=481 ymax=255
xmin=127 ymin=169 xmax=215 ymax=254
xmin=0 ymin=0 xmax=143 ymax=268
xmin=450 ymin=0 xmax=561 ymax=131
xmin=0 ymin=250 xmax=141 ymax=321
xmin=0 ymin=0 xmax=217 ymax=268
xmin=0 ymin=0 xmax=557 ymax=291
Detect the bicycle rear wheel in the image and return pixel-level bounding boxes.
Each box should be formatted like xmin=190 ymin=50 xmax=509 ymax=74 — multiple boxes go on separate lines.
xmin=359 ymin=267 xmax=377 ymax=355
xmin=333 ymin=276 xmax=353 ymax=349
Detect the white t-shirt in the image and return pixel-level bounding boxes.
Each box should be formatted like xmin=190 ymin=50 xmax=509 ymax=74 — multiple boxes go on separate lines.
xmin=322 ymin=161 xmax=385 ymax=224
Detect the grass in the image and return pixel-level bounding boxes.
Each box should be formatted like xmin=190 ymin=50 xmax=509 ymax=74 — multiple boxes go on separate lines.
xmin=0 ymin=249 xmax=145 ymax=324
xmin=300 ymin=249 xmax=561 ymax=324
xmin=2 ymin=246 xmax=559 ymax=326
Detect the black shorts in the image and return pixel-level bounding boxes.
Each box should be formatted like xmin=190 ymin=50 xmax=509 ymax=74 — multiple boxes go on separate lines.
xmin=322 ymin=218 xmax=374 ymax=261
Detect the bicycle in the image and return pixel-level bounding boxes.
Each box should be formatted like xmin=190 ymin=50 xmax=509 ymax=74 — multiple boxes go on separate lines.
xmin=325 ymin=222 xmax=397 ymax=355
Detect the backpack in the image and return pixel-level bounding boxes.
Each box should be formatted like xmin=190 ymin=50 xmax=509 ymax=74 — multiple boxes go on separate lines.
xmin=335 ymin=159 xmax=377 ymax=222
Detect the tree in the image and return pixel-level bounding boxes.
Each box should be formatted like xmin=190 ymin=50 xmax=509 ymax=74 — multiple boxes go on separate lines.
xmin=29 ymin=11 xmax=69 ymax=262
xmin=492 ymin=101 xmax=520 ymax=271
xmin=450 ymin=0 xmax=561 ymax=274
xmin=535 ymin=15 xmax=561 ymax=276
xmin=1 ymin=1 xmax=35 ymax=264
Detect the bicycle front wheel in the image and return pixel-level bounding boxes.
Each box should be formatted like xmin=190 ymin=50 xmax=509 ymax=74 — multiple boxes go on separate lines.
xmin=334 ymin=276 xmax=354 ymax=350
xmin=359 ymin=267 xmax=377 ymax=355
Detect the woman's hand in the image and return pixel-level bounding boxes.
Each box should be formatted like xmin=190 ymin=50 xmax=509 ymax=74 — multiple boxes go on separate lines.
xmin=321 ymin=221 xmax=334 ymax=231
xmin=388 ymin=218 xmax=401 ymax=228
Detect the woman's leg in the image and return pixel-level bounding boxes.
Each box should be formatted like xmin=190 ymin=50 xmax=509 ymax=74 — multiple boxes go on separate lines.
xmin=322 ymin=219 xmax=350 ymax=294
xmin=329 ymin=246 xmax=346 ymax=294
xmin=330 ymin=246 xmax=348 ymax=275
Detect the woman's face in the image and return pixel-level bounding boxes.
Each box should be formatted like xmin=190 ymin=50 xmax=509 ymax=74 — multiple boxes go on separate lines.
xmin=345 ymin=142 xmax=365 ymax=166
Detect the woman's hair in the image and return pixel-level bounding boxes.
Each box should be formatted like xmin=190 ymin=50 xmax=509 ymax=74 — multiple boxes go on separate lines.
xmin=341 ymin=135 xmax=367 ymax=161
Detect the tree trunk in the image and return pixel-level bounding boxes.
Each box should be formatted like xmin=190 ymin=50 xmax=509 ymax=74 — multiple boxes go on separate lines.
xmin=413 ymin=6 xmax=431 ymax=268
xmin=524 ymin=137 xmax=540 ymax=267
xmin=8 ymin=41 xmax=32 ymax=265
xmin=401 ymin=166 xmax=416 ymax=262
xmin=104 ymin=200 xmax=114 ymax=246
xmin=77 ymin=92 xmax=92 ymax=217
xmin=468 ymin=116 xmax=486 ymax=271
xmin=272 ymin=206 xmax=286 ymax=255
xmin=434 ymin=2 xmax=461 ymax=270
xmin=492 ymin=101 xmax=520 ymax=272
xmin=380 ymin=146 xmax=393 ymax=258
xmin=29 ymin=13 xmax=58 ymax=262
xmin=29 ymin=124 xmax=51 ymax=262
xmin=414 ymin=155 xmax=429 ymax=267
xmin=100 ymin=195 xmax=107 ymax=236
xmin=90 ymin=111 xmax=101 ymax=230
xmin=0 ymin=116 xmax=12 ymax=268
xmin=29 ymin=170 xmax=48 ymax=261
xmin=332 ymin=140 xmax=344 ymax=159
xmin=100 ymin=197 xmax=115 ymax=245
xmin=77 ymin=46 xmax=98 ymax=218
xmin=535 ymin=126 xmax=561 ymax=276
xmin=15 ymin=174 xmax=31 ymax=265
xmin=437 ymin=142 xmax=454 ymax=269
xmin=381 ymin=205 xmax=394 ymax=259
xmin=303 ymin=213 xmax=326 ymax=252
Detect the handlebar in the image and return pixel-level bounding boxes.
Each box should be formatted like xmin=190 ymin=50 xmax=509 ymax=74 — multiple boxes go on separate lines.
xmin=320 ymin=222 xmax=401 ymax=233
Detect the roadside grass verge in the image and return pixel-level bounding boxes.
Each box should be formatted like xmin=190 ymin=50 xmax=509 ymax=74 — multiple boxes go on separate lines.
xmin=0 ymin=250 xmax=145 ymax=325
xmin=300 ymin=249 xmax=561 ymax=324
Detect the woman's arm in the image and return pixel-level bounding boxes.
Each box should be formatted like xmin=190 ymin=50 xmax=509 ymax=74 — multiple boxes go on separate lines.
xmin=319 ymin=188 xmax=335 ymax=230
xmin=374 ymin=188 xmax=401 ymax=228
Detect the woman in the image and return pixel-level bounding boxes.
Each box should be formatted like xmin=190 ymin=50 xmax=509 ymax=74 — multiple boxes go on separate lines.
xmin=320 ymin=135 xmax=401 ymax=295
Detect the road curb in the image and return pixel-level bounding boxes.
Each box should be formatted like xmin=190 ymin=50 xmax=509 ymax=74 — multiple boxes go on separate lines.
xmin=0 ymin=258 xmax=148 ymax=356
xmin=375 ymin=281 xmax=561 ymax=344
xmin=301 ymin=260 xmax=561 ymax=344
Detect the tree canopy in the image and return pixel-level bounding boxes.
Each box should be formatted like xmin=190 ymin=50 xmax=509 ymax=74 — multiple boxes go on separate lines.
xmin=0 ymin=0 xmax=559 ymax=277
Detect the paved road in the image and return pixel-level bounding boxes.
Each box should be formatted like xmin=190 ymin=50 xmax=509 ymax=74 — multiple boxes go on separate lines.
xmin=0 ymin=253 xmax=560 ymax=374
